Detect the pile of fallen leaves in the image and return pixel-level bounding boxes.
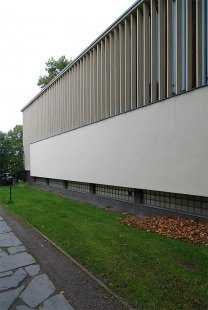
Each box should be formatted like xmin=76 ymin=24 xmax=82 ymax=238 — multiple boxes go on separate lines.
xmin=121 ymin=216 xmax=208 ymax=244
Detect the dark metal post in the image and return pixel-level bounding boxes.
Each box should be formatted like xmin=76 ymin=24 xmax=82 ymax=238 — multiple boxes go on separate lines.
xmin=9 ymin=185 xmax=12 ymax=203
xmin=7 ymin=176 xmax=14 ymax=203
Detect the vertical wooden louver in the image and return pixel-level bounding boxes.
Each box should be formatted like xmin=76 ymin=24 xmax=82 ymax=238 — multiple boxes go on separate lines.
xmin=151 ymin=0 xmax=157 ymax=102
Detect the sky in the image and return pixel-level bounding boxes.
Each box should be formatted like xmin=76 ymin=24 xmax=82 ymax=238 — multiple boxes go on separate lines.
xmin=0 ymin=0 xmax=137 ymax=133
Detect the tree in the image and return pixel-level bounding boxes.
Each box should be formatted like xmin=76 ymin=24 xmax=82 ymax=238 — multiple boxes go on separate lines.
xmin=0 ymin=131 xmax=11 ymax=183
xmin=0 ymin=125 xmax=24 ymax=185
xmin=37 ymin=55 xmax=72 ymax=89
xmin=7 ymin=125 xmax=24 ymax=181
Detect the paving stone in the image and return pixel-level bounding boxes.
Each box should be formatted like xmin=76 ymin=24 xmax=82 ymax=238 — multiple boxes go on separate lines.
xmin=16 ymin=306 xmax=34 ymax=310
xmin=0 ymin=270 xmax=13 ymax=278
xmin=25 ymin=264 xmax=40 ymax=276
xmin=20 ymin=274 xmax=55 ymax=308
xmin=0 ymin=285 xmax=24 ymax=310
xmin=0 ymin=232 xmax=22 ymax=247
xmin=0 ymin=231 xmax=20 ymax=241
xmin=0 ymin=221 xmax=12 ymax=234
xmin=8 ymin=245 xmax=26 ymax=255
xmin=0 ymin=231 xmax=12 ymax=240
xmin=0 ymin=250 xmax=8 ymax=257
xmin=40 ymin=294 xmax=75 ymax=310
xmin=0 ymin=231 xmax=13 ymax=240
xmin=0 ymin=268 xmax=27 ymax=291
xmin=0 ymin=252 xmax=35 ymax=273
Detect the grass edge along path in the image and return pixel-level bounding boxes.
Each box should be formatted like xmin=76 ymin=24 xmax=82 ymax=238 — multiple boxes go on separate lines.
xmin=0 ymin=184 xmax=207 ymax=309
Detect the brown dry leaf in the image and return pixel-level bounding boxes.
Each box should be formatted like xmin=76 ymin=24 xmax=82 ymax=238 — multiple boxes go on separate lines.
xmin=121 ymin=216 xmax=208 ymax=244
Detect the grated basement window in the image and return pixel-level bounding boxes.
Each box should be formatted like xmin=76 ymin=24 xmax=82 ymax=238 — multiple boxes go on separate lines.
xmin=95 ymin=184 xmax=134 ymax=203
xmin=67 ymin=181 xmax=90 ymax=193
xmin=49 ymin=179 xmax=64 ymax=189
xmin=143 ymin=190 xmax=208 ymax=217
xmin=36 ymin=177 xmax=47 ymax=185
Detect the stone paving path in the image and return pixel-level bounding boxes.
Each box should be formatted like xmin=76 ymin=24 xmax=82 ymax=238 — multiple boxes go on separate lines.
xmin=0 ymin=216 xmax=75 ymax=310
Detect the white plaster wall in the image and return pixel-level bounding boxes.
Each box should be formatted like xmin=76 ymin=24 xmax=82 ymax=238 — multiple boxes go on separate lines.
xmin=30 ymin=87 xmax=208 ymax=197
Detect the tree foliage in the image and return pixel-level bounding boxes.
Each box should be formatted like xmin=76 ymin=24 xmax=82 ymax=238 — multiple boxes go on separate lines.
xmin=0 ymin=125 xmax=24 ymax=184
xmin=0 ymin=132 xmax=11 ymax=180
xmin=37 ymin=55 xmax=72 ymax=89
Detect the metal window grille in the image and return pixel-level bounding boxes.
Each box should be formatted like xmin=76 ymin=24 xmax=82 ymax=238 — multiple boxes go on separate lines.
xmin=49 ymin=179 xmax=64 ymax=189
xmin=95 ymin=184 xmax=134 ymax=203
xmin=143 ymin=190 xmax=208 ymax=217
xmin=36 ymin=177 xmax=47 ymax=185
xmin=67 ymin=181 xmax=90 ymax=193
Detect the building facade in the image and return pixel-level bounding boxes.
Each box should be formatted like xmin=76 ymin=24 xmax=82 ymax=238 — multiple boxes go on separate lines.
xmin=22 ymin=0 xmax=208 ymax=219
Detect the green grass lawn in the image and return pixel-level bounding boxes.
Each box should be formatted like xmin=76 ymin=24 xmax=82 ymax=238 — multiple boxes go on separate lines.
xmin=0 ymin=184 xmax=207 ymax=309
